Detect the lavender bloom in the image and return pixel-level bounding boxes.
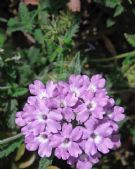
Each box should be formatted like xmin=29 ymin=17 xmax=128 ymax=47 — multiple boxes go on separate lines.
xmin=88 ymin=74 xmax=106 ymax=93
xmin=84 ymin=119 xmax=115 ymax=155
xmin=25 ymin=132 xmax=53 ymax=157
xmin=68 ymin=75 xmax=90 ymax=98
xmin=75 ymin=91 xmax=108 ymax=123
xmin=17 ymin=99 xmax=62 ymax=135
xmin=76 ymin=153 xmax=99 ymax=169
xmin=16 ymin=74 xmax=125 ymax=168
xmin=53 ymin=124 xmax=82 ymax=160
xmin=29 ymin=80 xmax=57 ymax=99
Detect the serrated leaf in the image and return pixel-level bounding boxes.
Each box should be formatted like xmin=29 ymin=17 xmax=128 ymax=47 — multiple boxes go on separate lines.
xmin=69 ymin=52 xmax=81 ymax=74
xmin=38 ymin=157 xmax=53 ymax=169
xmin=65 ymin=23 xmax=79 ymax=39
xmin=19 ymin=2 xmax=30 ymax=22
xmin=0 ymin=138 xmax=23 ymax=158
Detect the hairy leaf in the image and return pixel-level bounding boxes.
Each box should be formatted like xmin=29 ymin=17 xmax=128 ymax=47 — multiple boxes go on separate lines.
xmin=0 ymin=138 xmax=23 ymax=158
xmin=38 ymin=157 xmax=53 ymax=169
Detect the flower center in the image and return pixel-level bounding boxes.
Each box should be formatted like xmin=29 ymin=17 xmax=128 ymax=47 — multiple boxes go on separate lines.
xmin=42 ymin=114 xmax=47 ymax=120
xmin=61 ymin=138 xmax=71 ymax=148
xmin=60 ymin=102 xmax=65 ymax=108
xmin=87 ymin=103 xmax=92 ymax=109
xmin=64 ymin=138 xmax=70 ymax=144
xmin=94 ymin=134 xmax=101 ymax=144
xmin=38 ymin=133 xmax=48 ymax=143
xmin=88 ymin=84 xmax=96 ymax=92
xmin=87 ymin=101 xmax=96 ymax=111
xmin=79 ymin=153 xmax=88 ymax=161
xmin=91 ymin=133 xmax=96 ymax=139
xmin=39 ymin=92 xmax=46 ymax=99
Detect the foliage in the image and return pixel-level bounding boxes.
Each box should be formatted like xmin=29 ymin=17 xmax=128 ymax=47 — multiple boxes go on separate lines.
xmin=0 ymin=138 xmax=23 ymax=158
xmin=125 ymin=33 xmax=135 ymax=47
xmin=38 ymin=157 xmax=53 ymax=169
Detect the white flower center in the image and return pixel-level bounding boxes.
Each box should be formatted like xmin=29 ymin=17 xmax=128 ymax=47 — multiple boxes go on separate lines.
xmin=94 ymin=135 xmax=101 ymax=144
xmin=88 ymin=84 xmax=96 ymax=92
xmin=39 ymin=92 xmax=46 ymax=99
xmin=61 ymin=138 xmax=71 ymax=148
xmin=70 ymin=87 xmax=80 ymax=97
xmin=90 ymin=133 xmax=101 ymax=144
xmin=37 ymin=134 xmax=48 ymax=143
xmin=60 ymin=100 xmax=66 ymax=108
xmin=37 ymin=112 xmax=47 ymax=122
xmin=87 ymin=101 xmax=97 ymax=111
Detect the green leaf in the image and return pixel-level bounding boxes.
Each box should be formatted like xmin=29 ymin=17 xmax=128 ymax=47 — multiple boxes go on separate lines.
xmin=7 ymin=3 xmax=32 ymax=33
xmin=69 ymin=52 xmax=81 ymax=74
xmin=105 ymin=0 xmax=120 ymax=8
xmin=0 ymin=31 xmax=6 ymax=47
xmin=0 ymin=138 xmax=23 ymax=158
xmin=7 ymin=99 xmax=18 ymax=129
xmin=12 ymin=87 xmax=28 ymax=97
xmin=19 ymin=2 xmax=30 ymax=22
xmin=114 ymin=5 xmax=124 ymax=17
xmin=38 ymin=157 xmax=53 ymax=169
xmin=125 ymin=34 xmax=135 ymax=47
xmin=34 ymin=29 xmax=44 ymax=44
xmin=67 ymin=24 xmax=79 ymax=37
xmin=7 ymin=18 xmax=25 ymax=33
xmin=27 ymin=47 xmax=40 ymax=65
xmin=106 ymin=18 xmax=115 ymax=27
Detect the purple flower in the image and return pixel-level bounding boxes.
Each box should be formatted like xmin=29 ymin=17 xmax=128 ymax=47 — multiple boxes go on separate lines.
xmin=83 ymin=119 xmax=114 ymax=155
xmin=25 ymin=132 xmax=53 ymax=157
xmin=17 ymin=99 xmax=62 ymax=135
xmin=75 ymin=91 xmax=108 ymax=123
xmin=53 ymin=93 xmax=78 ymax=122
xmin=16 ymin=74 xmax=125 ymax=168
xmin=68 ymin=75 xmax=90 ymax=98
xmin=110 ymin=106 xmax=125 ymax=122
xmin=53 ymin=124 xmax=82 ymax=160
xmin=29 ymin=80 xmax=57 ymax=99
xmin=76 ymin=153 xmax=99 ymax=169
xmin=29 ymin=80 xmax=45 ymax=96
xmin=88 ymin=74 xmax=106 ymax=93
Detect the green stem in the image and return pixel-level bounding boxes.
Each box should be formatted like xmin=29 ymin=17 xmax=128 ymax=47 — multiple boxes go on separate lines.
xmin=0 ymin=133 xmax=23 ymax=145
xmin=90 ymin=50 xmax=135 ymax=62
xmin=0 ymin=17 xmax=7 ymax=23
xmin=0 ymin=86 xmax=11 ymax=90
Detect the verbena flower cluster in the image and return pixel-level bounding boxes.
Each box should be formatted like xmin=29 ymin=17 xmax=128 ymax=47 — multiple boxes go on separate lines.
xmin=16 ymin=74 xmax=125 ymax=169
